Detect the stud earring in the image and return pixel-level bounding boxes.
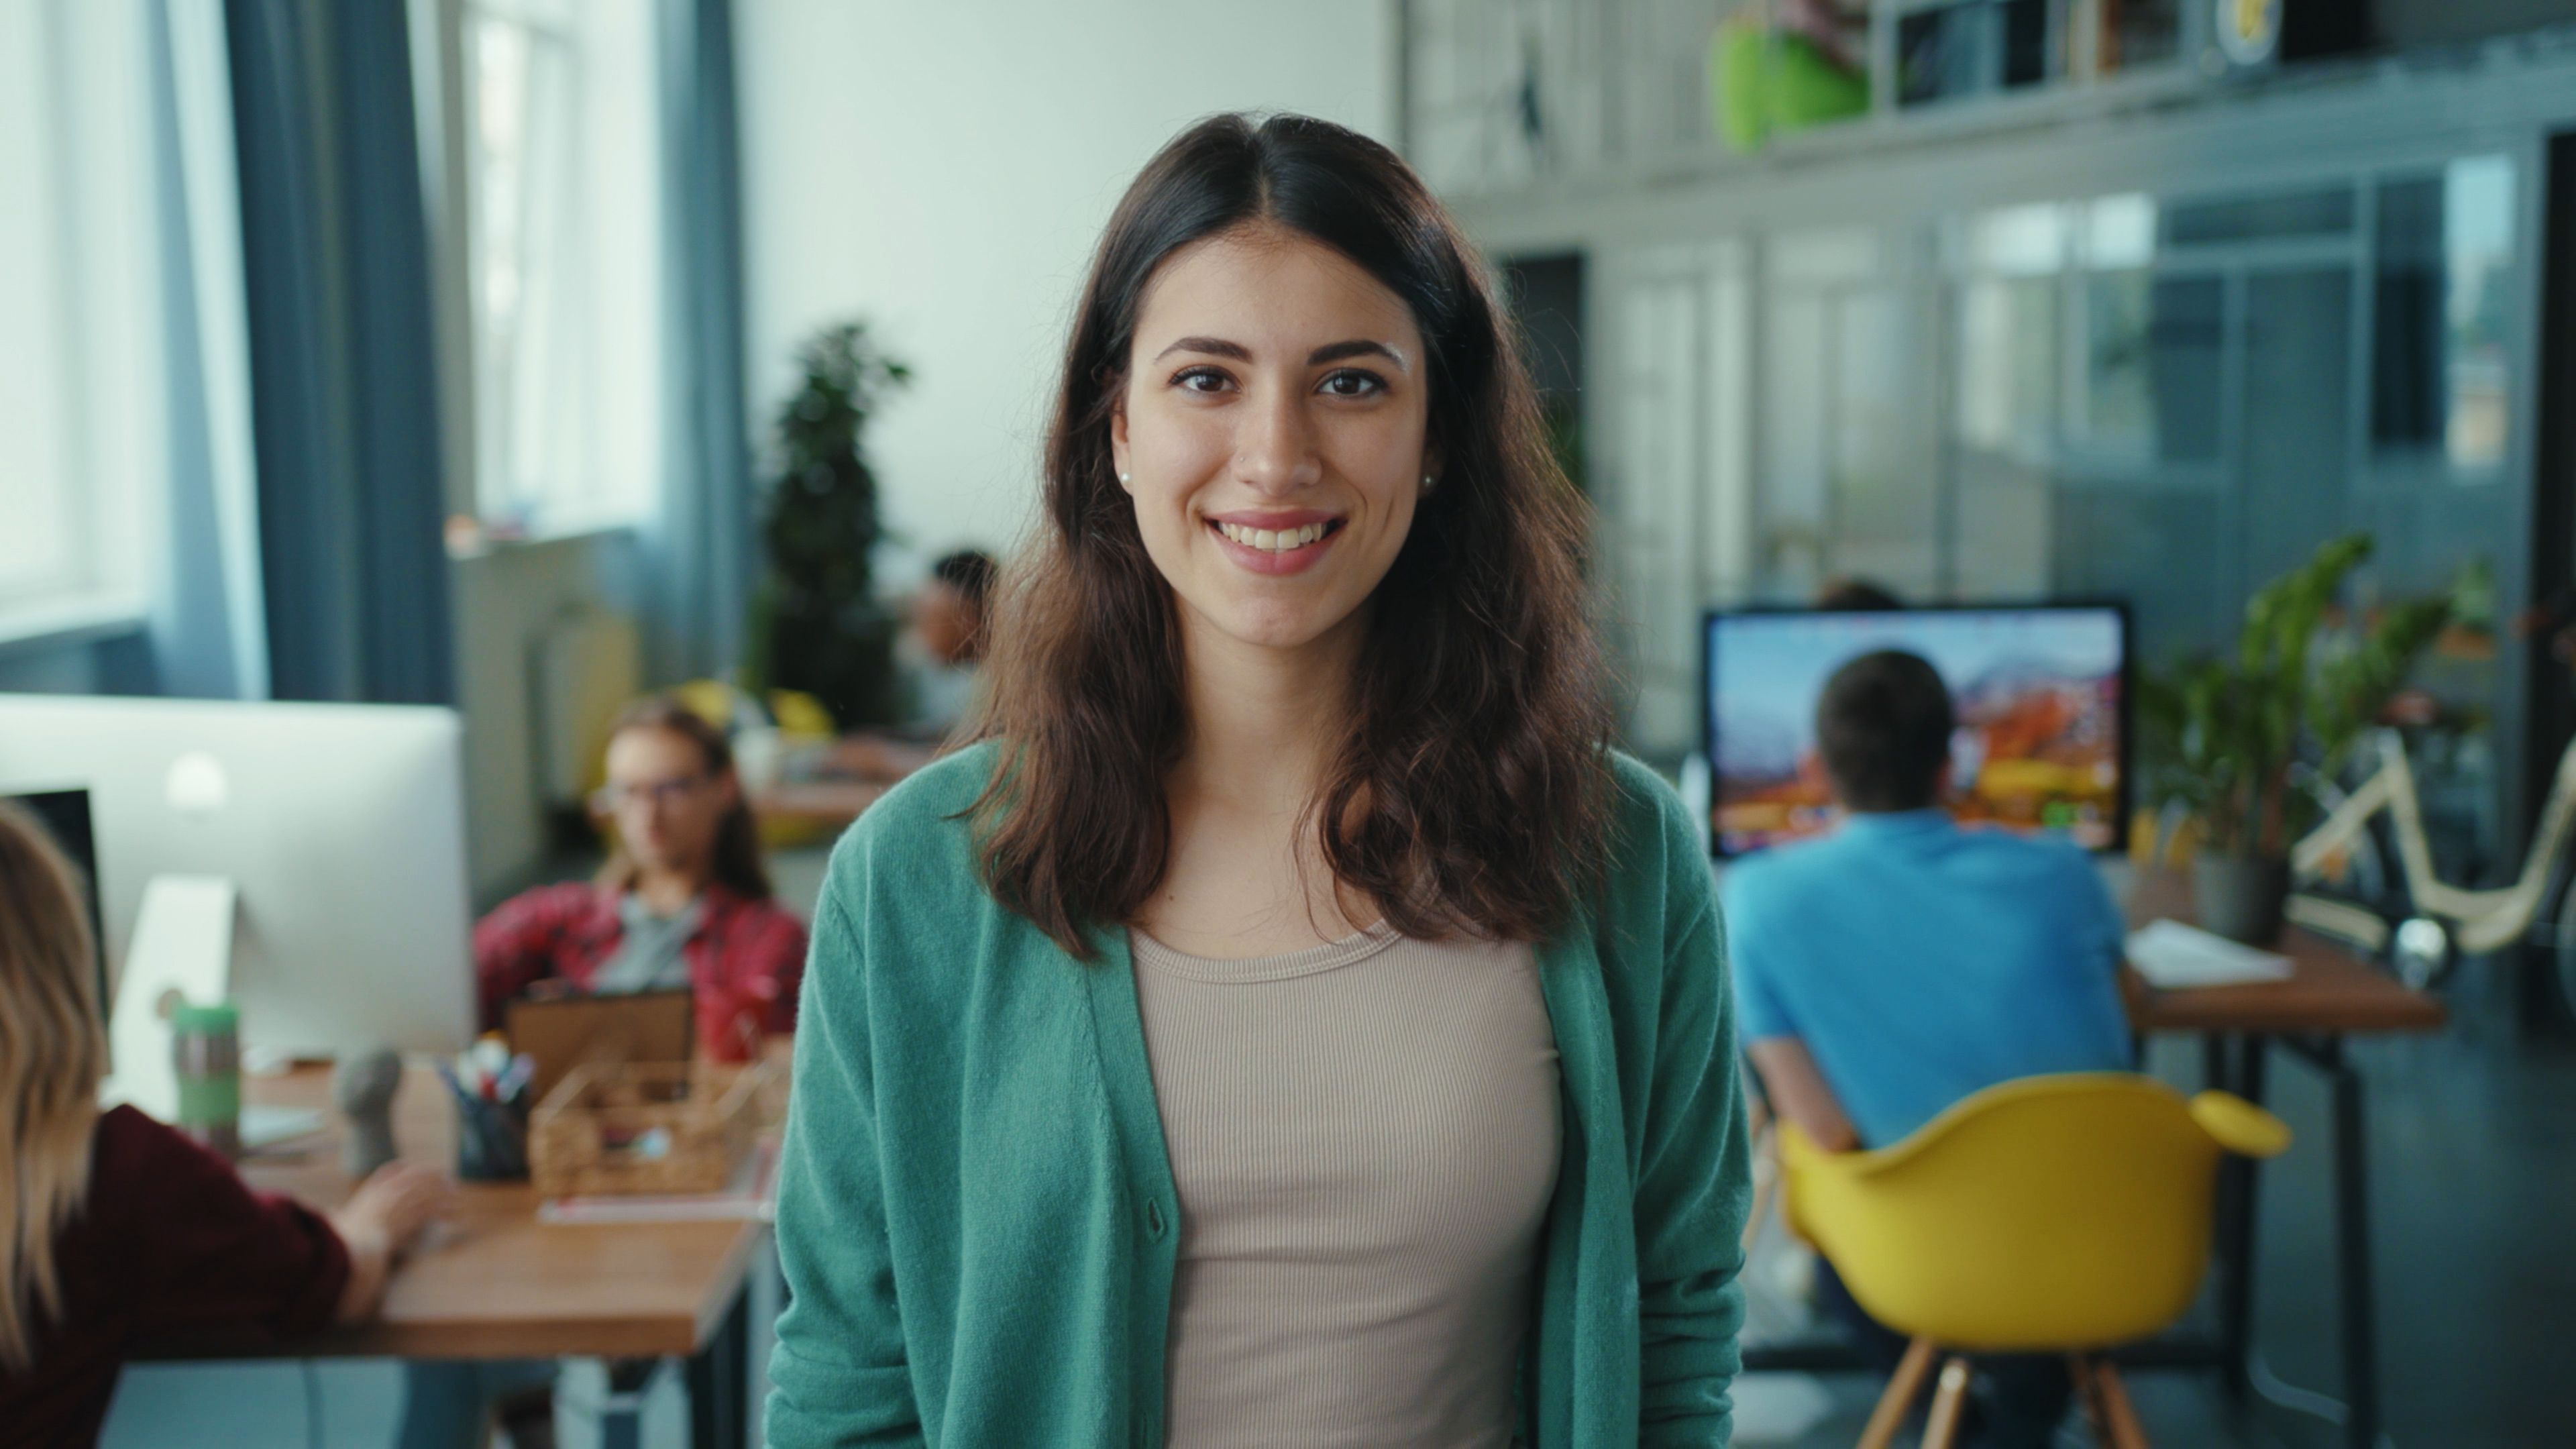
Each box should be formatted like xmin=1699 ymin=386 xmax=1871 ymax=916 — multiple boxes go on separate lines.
xmin=1118 ymin=471 xmax=1132 ymax=485
xmin=1421 ymin=474 xmax=1438 ymax=492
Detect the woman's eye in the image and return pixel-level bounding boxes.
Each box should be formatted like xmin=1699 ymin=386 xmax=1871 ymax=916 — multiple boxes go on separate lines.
xmin=1173 ymin=367 xmax=1232 ymax=394
xmin=1319 ymin=370 xmax=1386 ymax=398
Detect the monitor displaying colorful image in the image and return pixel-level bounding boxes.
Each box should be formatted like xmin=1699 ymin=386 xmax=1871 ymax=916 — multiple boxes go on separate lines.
xmin=1703 ymin=605 xmax=2129 ymax=857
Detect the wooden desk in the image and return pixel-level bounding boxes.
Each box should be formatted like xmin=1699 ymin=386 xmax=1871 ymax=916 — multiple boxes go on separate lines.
xmin=2123 ymin=871 xmax=2449 ymax=1035
xmin=2123 ymin=869 xmax=2444 ymax=1449
xmin=147 ymin=1064 xmax=765 ymax=1447
xmin=750 ymin=779 xmax=887 ymax=830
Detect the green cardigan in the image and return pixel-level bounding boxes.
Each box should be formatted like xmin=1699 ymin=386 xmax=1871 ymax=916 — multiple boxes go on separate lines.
xmin=765 ymin=745 xmax=1751 ymax=1448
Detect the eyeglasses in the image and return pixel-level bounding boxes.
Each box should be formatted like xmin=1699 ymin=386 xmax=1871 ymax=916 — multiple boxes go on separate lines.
xmin=590 ymin=775 xmax=708 ymax=813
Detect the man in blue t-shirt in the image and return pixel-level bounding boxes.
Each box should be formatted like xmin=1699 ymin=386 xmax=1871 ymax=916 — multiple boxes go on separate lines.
xmin=1723 ymin=648 xmax=2131 ymax=1447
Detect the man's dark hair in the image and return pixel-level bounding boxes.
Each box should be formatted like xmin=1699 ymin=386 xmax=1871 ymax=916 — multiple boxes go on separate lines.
xmin=1815 ymin=650 xmax=1954 ymax=812
xmin=1815 ymin=576 xmax=1904 ymax=612
xmin=930 ymin=549 xmax=999 ymax=609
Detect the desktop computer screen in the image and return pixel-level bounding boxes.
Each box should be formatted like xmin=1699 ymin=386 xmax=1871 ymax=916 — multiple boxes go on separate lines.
xmin=7 ymin=788 xmax=108 ymax=1011
xmin=0 ymin=695 xmax=476 ymax=1059
xmin=1703 ymin=604 xmax=2130 ymax=858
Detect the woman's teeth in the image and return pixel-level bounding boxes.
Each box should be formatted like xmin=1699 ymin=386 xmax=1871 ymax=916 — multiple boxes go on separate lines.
xmin=1217 ymin=521 xmax=1329 ymax=552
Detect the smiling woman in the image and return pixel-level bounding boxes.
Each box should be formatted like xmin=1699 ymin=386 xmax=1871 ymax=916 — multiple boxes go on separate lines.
xmin=979 ymin=115 xmax=1619 ymax=955
xmin=766 ymin=114 xmax=1752 ymax=1449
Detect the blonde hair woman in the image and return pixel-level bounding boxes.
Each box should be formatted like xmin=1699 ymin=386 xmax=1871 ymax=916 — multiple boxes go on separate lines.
xmin=0 ymin=803 xmax=450 ymax=1447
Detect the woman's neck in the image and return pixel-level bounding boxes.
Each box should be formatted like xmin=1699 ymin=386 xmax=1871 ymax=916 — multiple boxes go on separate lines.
xmin=1169 ymin=606 xmax=1365 ymax=820
xmin=631 ymin=863 xmax=708 ymax=916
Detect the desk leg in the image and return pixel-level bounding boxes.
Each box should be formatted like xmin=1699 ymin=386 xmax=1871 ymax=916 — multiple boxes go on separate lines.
xmin=2214 ymin=1033 xmax=2269 ymax=1400
xmin=688 ymin=1285 xmax=751 ymax=1449
xmin=2324 ymin=1036 xmax=2381 ymax=1449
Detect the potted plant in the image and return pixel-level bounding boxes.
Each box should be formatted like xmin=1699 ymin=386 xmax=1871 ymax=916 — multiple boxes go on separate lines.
xmin=2139 ymin=533 xmax=2454 ymax=944
xmin=749 ymin=321 xmax=913 ymax=727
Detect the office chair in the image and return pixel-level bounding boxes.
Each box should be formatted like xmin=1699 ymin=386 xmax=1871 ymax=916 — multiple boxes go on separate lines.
xmin=1779 ymin=1072 xmax=2290 ymax=1448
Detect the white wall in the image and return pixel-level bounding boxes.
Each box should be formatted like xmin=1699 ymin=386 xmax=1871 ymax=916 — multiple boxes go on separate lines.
xmin=735 ymin=1 xmax=1395 ymax=584
xmin=449 ymin=531 xmax=642 ymax=901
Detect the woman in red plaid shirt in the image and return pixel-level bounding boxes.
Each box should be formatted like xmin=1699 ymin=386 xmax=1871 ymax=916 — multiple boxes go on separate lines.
xmin=472 ymin=697 xmax=808 ymax=1061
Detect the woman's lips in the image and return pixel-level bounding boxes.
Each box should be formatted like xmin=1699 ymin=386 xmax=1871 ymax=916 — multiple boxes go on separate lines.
xmin=1206 ymin=517 xmax=1343 ymax=576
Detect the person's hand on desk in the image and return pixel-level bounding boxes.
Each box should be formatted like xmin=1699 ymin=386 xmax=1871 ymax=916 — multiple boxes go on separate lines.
xmin=328 ymin=1160 xmax=455 ymax=1324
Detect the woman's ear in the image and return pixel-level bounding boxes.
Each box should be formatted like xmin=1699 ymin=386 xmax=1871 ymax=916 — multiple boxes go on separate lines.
xmin=1110 ymin=400 xmax=1133 ymax=494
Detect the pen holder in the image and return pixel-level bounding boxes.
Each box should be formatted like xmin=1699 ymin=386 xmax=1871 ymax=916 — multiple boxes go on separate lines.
xmin=454 ymin=1092 xmax=531 ymax=1183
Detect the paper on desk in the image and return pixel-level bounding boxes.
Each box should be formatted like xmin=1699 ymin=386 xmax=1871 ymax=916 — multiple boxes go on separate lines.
xmin=2127 ymin=918 xmax=2294 ymax=989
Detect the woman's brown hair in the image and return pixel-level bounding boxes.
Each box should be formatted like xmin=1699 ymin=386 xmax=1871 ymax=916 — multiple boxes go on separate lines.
xmin=971 ymin=112 xmax=1612 ymax=957
xmin=0 ymin=802 xmax=108 ymax=1372
xmin=595 ymin=697 xmax=774 ymax=902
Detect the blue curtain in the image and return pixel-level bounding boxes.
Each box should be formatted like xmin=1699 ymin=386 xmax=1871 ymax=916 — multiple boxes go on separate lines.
xmin=224 ymin=0 xmax=453 ymax=705
xmin=651 ymin=0 xmax=757 ymax=686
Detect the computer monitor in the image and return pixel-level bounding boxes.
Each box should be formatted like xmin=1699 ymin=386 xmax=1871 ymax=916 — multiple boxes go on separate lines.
xmin=1702 ymin=604 xmax=2131 ymax=858
xmin=5 ymin=788 xmax=108 ymax=1012
xmin=0 ymin=694 xmax=476 ymax=1058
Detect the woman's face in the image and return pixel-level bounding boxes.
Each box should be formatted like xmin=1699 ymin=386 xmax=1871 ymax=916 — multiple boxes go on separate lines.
xmin=1112 ymin=224 xmax=1432 ymax=655
xmin=601 ymin=727 xmax=735 ymax=875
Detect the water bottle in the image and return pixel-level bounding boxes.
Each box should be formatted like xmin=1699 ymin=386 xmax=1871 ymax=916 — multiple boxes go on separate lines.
xmin=171 ymin=999 xmax=243 ymax=1160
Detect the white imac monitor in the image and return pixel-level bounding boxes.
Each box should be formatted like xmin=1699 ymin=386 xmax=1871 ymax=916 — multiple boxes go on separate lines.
xmin=0 ymin=694 xmax=476 ymax=1062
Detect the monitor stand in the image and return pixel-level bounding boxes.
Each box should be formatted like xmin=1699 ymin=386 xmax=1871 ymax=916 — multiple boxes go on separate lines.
xmin=99 ymin=875 xmax=236 ymax=1122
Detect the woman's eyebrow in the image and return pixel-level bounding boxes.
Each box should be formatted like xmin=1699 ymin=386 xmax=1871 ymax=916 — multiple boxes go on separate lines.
xmin=1307 ymin=339 xmax=1407 ymax=369
xmin=1147 ymin=336 xmax=1411 ymax=369
xmin=1152 ymin=335 xmax=1252 ymax=362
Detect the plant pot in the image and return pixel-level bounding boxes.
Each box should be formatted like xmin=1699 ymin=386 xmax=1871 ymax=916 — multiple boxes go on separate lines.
xmin=2193 ymin=855 xmax=2291 ymax=947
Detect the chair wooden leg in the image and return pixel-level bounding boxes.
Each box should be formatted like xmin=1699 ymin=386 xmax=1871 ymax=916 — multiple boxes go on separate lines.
xmin=2093 ymin=1360 xmax=2151 ymax=1449
xmin=1857 ymin=1336 xmax=1938 ymax=1449
xmin=2070 ymin=1354 xmax=2110 ymax=1442
xmin=1921 ymin=1356 xmax=1974 ymax=1449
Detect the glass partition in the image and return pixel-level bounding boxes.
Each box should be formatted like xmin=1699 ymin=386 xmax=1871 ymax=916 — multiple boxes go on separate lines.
xmin=2373 ymin=154 xmax=2516 ymax=476
xmin=1727 ymin=166 xmax=2517 ymax=689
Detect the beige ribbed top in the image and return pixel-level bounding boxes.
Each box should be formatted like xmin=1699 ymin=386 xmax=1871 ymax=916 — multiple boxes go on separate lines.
xmin=1128 ymin=923 xmax=1561 ymax=1449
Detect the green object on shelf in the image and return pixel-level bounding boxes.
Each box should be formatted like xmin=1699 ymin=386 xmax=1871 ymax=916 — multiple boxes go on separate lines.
xmin=1711 ymin=18 xmax=1870 ymax=154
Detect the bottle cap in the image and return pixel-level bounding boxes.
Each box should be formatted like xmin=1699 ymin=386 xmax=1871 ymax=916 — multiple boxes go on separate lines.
xmin=171 ymin=1000 xmax=240 ymax=1034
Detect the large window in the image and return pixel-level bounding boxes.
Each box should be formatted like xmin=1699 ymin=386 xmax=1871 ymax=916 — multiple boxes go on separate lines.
xmin=0 ymin=0 xmax=151 ymax=641
xmin=460 ymin=0 xmax=663 ymax=535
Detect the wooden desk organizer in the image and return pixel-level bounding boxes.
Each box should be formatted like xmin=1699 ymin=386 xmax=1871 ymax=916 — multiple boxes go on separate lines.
xmin=529 ymin=1061 xmax=773 ymax=1197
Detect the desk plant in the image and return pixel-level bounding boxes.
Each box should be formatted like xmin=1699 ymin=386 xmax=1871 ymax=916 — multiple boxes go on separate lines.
xmin=751 ymin=321 xmax=912 ymax=726
xmin=2139 ymin=533 xmax=2454 ymax=943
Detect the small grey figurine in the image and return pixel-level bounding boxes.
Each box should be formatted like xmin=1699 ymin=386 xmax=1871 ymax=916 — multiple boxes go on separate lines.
xmin=331 ymin=1044 xmax=403 ymax=1179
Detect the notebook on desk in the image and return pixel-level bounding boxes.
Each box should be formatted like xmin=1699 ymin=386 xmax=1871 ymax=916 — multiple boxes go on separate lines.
xmin=2127 ymin=918 xmax=2296 ymax=989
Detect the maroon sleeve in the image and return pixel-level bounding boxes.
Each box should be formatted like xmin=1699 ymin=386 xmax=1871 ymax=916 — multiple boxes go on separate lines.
xmin=91 ymin=1108 xmax=353 ymax=1344
xmin=473 ymin=885 xmax=584 ymax=1030
xmin=744 ymin=904 xmax=810 ymax=1034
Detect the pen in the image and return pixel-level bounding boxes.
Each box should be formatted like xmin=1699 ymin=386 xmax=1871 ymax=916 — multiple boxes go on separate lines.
xmin=493 ymin=1053 xmax=535 ymax=1105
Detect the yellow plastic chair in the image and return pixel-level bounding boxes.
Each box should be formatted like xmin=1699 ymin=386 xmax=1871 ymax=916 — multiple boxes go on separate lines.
xmin=1780 ymin=1073 xmax=2290 ymax=1448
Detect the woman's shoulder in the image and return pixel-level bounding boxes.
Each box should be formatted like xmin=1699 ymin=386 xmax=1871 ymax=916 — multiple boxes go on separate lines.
xmin=819 ymin=741 xmax=999 ymax=907
xmin=83 ymin=1105 xmax=254 ymax=1226
xmin=1585 ymin=750 xmax=1721 ymax=961
xmin=481 ymin=879 xmax=610 ymax=928
xmin=1602 ymin=749 xmax=1700 ymax=876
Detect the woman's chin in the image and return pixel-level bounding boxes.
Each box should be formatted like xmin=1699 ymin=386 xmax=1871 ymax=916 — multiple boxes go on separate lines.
xmin=1187 ymin=595 xmax=1364 ymax=655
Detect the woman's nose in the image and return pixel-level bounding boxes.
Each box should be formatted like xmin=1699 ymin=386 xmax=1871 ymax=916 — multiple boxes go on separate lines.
xmin=1234 ymin=385 xmax=1323 ymax=494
